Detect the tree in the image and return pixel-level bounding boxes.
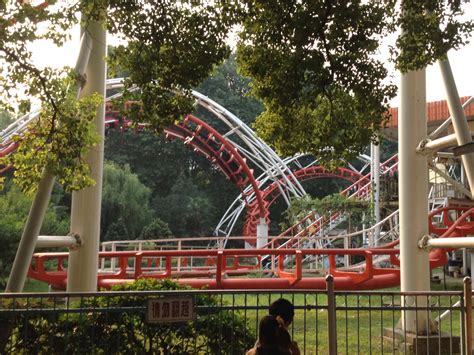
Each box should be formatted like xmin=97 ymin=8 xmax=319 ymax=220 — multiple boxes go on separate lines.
xmin=101 ymin=161 xmax=153 ymax=240
xmin=105 ymin=130 xmax=195 ymax=197
xmin=0 ymin=1 xmax=237 ymax=193
xmin=236 ymin=1 xmax=397 ymax=166
xmin=195 ymin=52 xmax=264 ymax=126
xmin=152 ymin=176 xmax=217 ymax=237
xmin=103 ymin=217 xmax=129 ymax=241
xmin=107 ymin=2 xmax=237 ymax=131
xmin=283 ymin=193 xmax=371 ymax=243
xmin=235 ymin=0 xmax=472 ymax=166
xmin=0 ymin=184 xmax=69 ymax=287
xmin=0 ymin=110 xmax=13 ymax=131
xmin=140 ymin=218 xmax=172 ymax=240
xmin=1 ymin=1 xmax=472 ymax=192
xmin=105 ymin=129 xmax=240 ymax=237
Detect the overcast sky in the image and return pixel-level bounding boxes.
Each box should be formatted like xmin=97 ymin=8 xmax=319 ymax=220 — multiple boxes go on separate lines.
xmin=30 ymin=3 xmax=474 ymax=108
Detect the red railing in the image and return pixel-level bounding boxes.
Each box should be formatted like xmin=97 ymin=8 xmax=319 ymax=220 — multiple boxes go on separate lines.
xmin=29 ymin=248 xmax=400 ymax=291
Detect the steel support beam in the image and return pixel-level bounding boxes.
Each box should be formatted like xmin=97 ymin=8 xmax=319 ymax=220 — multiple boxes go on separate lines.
xmin=439 ymin=59 xmax=474 ymax=197
xmin=67 ymin=19 xmax=106 ymax=292
xmin=419 ymin=235 xmax=474 ymax=249
xmin=36 ymin=234 xmax=81 ymax=249
xmin=5 ymin=170 xmax=56 ymax=292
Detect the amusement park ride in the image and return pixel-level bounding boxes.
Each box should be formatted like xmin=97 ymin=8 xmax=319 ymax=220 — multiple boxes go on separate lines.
xmin=3 ymin=80 xmax=474 ymax=292
xmin=2 ymin=16 xmax=474 ymax=305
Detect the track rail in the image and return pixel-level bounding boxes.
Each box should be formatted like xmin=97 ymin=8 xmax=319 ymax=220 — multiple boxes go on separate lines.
xmin=27 ymin=207 xmax=474 ymax=290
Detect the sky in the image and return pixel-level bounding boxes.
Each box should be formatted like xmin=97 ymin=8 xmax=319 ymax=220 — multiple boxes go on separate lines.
xmin=29 ymin=3 xmax=474 ymax=108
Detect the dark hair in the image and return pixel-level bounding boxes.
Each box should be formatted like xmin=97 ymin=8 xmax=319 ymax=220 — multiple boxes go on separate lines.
xmin=269 ymin=298 xmax=295 ymax=325
xmin=256 ymin=315 xmax=290 ymax=355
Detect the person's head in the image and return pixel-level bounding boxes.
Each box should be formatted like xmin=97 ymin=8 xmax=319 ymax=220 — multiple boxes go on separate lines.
xmin=257 ymin=315 xmax=291 ymax=355
xmin=269 ymin=298 xmax=295 ymax=327
xmin=258 ymin=315 xmax=280 ymax=347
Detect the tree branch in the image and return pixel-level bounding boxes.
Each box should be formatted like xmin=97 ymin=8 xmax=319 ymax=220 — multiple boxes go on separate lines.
xmin=0 ymin=45 xmax=59 ymax=141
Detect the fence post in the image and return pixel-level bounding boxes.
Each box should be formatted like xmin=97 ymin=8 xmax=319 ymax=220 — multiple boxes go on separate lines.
xmin=326 ymin=274 xmax=337 ymax=355
xmin=464 ymin=277 xmax=472 ymax=355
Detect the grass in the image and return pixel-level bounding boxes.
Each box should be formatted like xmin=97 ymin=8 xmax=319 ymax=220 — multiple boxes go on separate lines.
xmin=220 ymin=279 xmax=465 ymax=354
xmin=23 ymin=278 xmax=49 ymax=292
xmin=0 ymin=278 xmax=49 ymax=292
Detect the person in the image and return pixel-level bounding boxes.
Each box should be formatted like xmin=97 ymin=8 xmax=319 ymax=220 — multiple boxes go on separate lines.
xmin=247 ymin=299 xmax=301 ymax=355
xmin=246 ymin=315 xmax=291 ymax=355
xmin=268 ymin=298 xmax=301 ymax=355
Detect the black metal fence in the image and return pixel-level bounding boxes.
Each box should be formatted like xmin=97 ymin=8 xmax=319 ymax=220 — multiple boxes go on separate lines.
xmin=0 ymin=278 xmax=471 ymax=354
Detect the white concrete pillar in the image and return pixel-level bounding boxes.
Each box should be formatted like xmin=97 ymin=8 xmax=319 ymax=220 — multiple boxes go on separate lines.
xmin=399 ymin=68 xmax=431 ymax=333
xmin=256 ymin=218 xmax=269 ymax=249
xmin=67 ymin=19 xmax=106 ymax=292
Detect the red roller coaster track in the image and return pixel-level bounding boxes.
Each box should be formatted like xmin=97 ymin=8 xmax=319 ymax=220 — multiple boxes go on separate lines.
xmin=26 ymin=207 xmax=474 ymax=291
xmin=4 ymin=101 xmax=474 ymax=291
xmin=2 ymin=110 xmax=368 ymax=238
xmin=164 ymin=114 xmax=267 ymax=222
xmin=243 ymin=166 xmax=368 ymax=239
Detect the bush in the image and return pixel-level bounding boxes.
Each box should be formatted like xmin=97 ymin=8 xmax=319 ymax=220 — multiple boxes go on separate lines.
xmin=5 ymin=279 xmax=254 ymax=354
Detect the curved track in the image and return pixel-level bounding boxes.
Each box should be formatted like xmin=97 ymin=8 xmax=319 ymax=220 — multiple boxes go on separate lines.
xmin=243 ymin=166 xmax=367 ymax=240
xmin=3 ymin=80 xmax=472 ymax=291
xmin=27 ymin=207 xmax=474 ymax=290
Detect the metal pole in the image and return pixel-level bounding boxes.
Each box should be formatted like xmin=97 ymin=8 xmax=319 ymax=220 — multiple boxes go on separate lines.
xmin=439 ymin=59 xmax=474 ymax=197
xmin=463 ymin=277 xmax=472 ymax=355
xmin=36 ymin=234 xmax=81 ymax=249
xmin=5 ymin=170 xmax=56 ymax=292
xmin=399 ymin=68 xmax=431 ymax=333
xmin=419 ymin=133 xmax=458 ymax=152
xmin=67 ymin=18 xmax=106 ymax=292
xmin=429 ymin=96 xmax=474 ymax=140
xmin=326 ymin=274 xmax=337 ymax=355
xmin=372 ymin=138 xmax=381 ymax=245
xmin=421 ymin=236 xmax=474 ymax=249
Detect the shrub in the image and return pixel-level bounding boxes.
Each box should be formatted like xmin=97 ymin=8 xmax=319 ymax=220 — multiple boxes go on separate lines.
xmin=5 ymin=279 xmax=254 ymax=354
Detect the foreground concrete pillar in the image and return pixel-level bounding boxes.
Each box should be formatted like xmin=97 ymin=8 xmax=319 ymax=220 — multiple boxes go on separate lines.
xmin=399 ymin=68 xmax=431 ymax=333
xmin=67 ymin=19 xmax=106 ymax=292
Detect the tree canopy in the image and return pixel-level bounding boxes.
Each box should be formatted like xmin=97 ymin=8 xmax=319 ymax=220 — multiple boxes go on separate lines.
xmin=0 ymin=0 xmax=472 ymax=192
xmin=101 ymin=161 xmax=153 ymax=240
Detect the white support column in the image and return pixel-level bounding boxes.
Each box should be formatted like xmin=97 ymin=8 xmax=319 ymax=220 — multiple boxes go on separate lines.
xmin=471 ymin=250 xmax=474 ymax=289
xmin=439 ymin=59 xmax=474 ymax=197
xmin=5 ymin=170 xmax=56 ymax=292
xmin=5 ymin=33 xmax=92 ymax=293
xmin=256 ymin=218 xmax=269 ymax=249
xmin=372 ymin=138 xmax=381 ymax=245
xmin=344 ymin=236 xmax=350 ymax=267
xmin=67 ymin=20 xmax=106 ymax=292
xmin=399 ymin=68 xmax=431 ymax=334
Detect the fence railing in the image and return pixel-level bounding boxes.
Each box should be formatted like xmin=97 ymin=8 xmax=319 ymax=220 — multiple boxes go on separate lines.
xmin=0 ymin=277 xmax=472 ymax=354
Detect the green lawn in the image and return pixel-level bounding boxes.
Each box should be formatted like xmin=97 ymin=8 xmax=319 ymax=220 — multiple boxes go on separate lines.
xmin=22 ymin=278 xmax=49 ymax=292
xmin=221 ymin=284 xmax=464 ymax=354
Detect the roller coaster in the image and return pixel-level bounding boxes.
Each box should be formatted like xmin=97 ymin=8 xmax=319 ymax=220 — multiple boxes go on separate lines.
xmin=2 ymin=76 xmax=474 ymax=291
